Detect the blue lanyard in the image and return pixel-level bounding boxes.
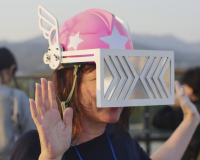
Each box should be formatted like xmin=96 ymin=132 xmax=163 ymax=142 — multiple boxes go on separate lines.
xmin=72 ymin=131 xmax=117 ymax=160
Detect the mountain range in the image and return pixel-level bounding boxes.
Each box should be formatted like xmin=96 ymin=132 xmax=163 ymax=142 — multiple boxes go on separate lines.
xmin=0 ymin=34 xmax=200 ymax=75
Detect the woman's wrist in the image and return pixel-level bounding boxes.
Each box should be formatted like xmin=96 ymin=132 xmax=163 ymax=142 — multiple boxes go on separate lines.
xmin=183 ymin=112 xmax=200 ymax=126
xmin=39 ymin=153 xmax=62 ymax=160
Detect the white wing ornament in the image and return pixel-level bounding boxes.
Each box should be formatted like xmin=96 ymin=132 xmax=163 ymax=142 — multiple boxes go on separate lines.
xmin=38 ymin=5 xmax=62 ymax=69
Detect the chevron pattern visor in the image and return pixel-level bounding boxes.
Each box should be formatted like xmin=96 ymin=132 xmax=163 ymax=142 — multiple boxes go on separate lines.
xmin=60 ymin=49 xmax=174 ymax=108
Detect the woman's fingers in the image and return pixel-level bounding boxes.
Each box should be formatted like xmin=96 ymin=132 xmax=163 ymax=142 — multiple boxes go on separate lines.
xmin=63 ymin=107 xmax=73 ymax=126
xmin=35 ymin=83 xmax=46 ymax=117
xmin=30 ymin=99 xmax=42 ymax=126
xmin=175 ymin=81 xmax=198 ymax=115
xmin=175 ymin=81 xmax=181 ymax=94
xmin=41 ymin=78 xmax=50 ymax=111
xmin=48 ymin=81 xmax=58 ymax=110
xmin=175 ymin=81 xmax=185 ymax=97
xmin=175 ymin=81 xmax=187 ymax=103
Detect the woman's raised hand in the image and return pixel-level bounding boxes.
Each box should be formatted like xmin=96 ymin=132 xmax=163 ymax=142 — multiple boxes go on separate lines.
xmin=29 ymin=78 xmax=73 ymax=160
xmin=175 ymin=81 xmax=200 ymax=122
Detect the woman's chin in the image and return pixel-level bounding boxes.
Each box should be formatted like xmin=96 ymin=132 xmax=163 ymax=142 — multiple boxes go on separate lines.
xmin=105 ymin=118 xmax=119 ymax=123
xmin=103 ymin=112 xmax=121 ymax=123
xmin=103 ymin=107 xmax=123 ymax=123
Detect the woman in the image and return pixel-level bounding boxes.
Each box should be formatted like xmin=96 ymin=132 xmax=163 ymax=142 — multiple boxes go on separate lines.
xmin=0 ymin=48 xmax=36 ymax=160
xmin=11 ymin=8 xmax=200 ymax=160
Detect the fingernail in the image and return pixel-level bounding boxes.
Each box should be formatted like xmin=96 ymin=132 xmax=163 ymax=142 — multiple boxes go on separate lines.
xmin=41 ymin=78 xmax=45 ymax=81
xmin=35 ymin=83 xmax=39 ymax=87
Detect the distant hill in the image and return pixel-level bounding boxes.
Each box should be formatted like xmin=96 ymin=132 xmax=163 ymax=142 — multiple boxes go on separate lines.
xmin=0 ymin=34 xmax=200 ymax=75
xmin=131 ymin=34 xmax=200 ymax=69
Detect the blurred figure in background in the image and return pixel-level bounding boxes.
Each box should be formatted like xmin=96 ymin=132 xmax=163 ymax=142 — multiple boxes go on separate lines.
xmin=0 ymin=48 xmax=36 ymax=160
xmin=153 ymin=67 xmax=200 ymax=160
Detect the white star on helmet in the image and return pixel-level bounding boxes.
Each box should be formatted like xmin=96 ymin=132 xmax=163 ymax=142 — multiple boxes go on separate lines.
xmin=67 ymin=32 xmax=84 ymax=50
xmin=99 ymin=25 xmax=128 ymax=49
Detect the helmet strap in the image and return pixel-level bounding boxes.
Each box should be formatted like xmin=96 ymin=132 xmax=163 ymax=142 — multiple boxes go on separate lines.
xmin=59 ymin=64 xmax=80 ymax=114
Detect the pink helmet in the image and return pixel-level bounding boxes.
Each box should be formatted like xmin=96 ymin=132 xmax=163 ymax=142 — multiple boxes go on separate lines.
xmin=56 ymin=8 xmax=133 ymax=51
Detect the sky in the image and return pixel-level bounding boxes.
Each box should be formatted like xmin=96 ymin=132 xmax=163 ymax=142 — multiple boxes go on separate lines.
xmin=0 ymin=0 xmax=200 ymax=43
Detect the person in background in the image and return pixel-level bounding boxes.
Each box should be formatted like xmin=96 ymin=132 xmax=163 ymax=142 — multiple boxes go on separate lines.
xmin=153 ymin=67 xmax=200 ymax=160
xmin=0 ymin=48 xmax=36 ymax=160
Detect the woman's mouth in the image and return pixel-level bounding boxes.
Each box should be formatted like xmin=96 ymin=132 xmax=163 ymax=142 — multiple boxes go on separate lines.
xmin=107 ymin=107 xmax=119 ymax=110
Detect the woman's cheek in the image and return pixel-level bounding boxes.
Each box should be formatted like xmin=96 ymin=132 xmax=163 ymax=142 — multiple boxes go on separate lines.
xmin=87 ymin=82 xmax=96 ymax=100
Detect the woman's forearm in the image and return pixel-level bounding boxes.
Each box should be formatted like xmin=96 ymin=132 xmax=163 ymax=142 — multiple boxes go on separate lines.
xmin=150 ymin=115 xmax=199 ymax=160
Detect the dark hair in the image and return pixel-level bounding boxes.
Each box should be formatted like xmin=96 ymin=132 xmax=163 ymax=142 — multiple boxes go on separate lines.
xmin=181 ymin=67 xmax=200 ymax=98
xmin=53 ymin=64 xmax=133 ymax=140
xmin=0 ymin=48 xmax=18 ymax=87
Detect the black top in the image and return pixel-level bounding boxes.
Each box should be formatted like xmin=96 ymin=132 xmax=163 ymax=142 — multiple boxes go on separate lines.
xmin=10 ymin=129 xmax=151 ymax=160
xmin=153 ymin=100 xmax=200 ymax=160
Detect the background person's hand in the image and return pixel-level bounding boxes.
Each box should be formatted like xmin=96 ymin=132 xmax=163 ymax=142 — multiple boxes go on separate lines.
xmin=175 ymin=81 xmax=200 ymax=122
xmin=29 ymin=78 xmax=73 ymax=160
